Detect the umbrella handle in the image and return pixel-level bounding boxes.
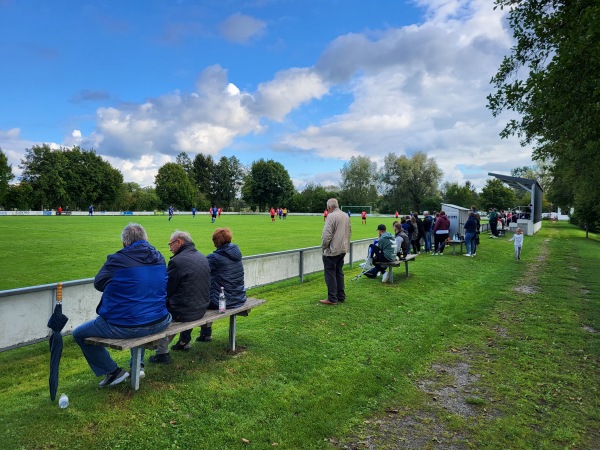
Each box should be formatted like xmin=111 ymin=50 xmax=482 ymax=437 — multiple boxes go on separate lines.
xmin=56 ymin=282 xmax=63 ymax=305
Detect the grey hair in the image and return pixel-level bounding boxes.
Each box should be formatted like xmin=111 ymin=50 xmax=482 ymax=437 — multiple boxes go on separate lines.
xmin=121 ymin=223 xmax=148 ymax=246
xmin=327 ymin=198 xmax=339 ymax=209
xmin=170 ymin=230 xmax=192 ymax=244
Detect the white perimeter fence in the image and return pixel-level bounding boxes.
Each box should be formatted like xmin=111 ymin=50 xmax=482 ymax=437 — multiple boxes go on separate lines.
xmin=0 ymin=239 xmax=372 ymax=352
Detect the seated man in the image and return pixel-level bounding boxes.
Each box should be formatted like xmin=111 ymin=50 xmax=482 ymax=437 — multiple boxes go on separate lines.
xmin=73 ymin=223 xmax=171 ymax=387
xmin=364 ymin=224 xmax=397 ymax=282
xmin=393 ymin=222 xmax=410 ymax=259
xmin=149 ymin=230 xmax=211 ymax=364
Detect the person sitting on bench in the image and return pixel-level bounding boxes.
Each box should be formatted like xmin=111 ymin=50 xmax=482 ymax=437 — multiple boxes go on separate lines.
xmin=364 ymin=224 xmax=397 ymax=282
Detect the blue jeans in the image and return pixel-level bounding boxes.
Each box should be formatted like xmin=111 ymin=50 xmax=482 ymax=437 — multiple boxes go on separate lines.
xmin=73 ymin=314 xmax=172 ymax=376
xmin=464 ymin=232 xmax=476 ymax=254
xmin=424 ymin=231 xmax=432 ymax=252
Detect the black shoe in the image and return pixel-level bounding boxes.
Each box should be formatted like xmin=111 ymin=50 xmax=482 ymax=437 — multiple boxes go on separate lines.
xmin=196 ymin=335 xmax=213 ymax=342
xmin=364 ymin=272 xmax=376 ymax=279
xmin=149 ymin=353 xmax=171 ymax=364
xmin=98 ymin=368 xmax=129 ymax=387
xmin=171 ymin=341 xmax=191 ymax=351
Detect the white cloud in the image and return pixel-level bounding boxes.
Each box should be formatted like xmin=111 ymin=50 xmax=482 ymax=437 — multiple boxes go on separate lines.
xmin=218 ymin=13 xmax=266 ymax=44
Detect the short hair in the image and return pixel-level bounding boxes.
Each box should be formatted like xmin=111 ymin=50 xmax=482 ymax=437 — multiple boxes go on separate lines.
xmin=121 ymin=223 xmax=148 ymax=246
xmin=327 ymin=198 xmax=339 ymax=209
xmin=423 ymin=211 xmax=429 ymax=215
xmin=394 ymin=222 xmax=402 ymax=233
xmin=212 ymin=227 xmax=233 ymax=248
xmin=468 ymin=211 xmax=474 ymax=217
xmin=440 ymin=211 xmax=446 ymax=215
xmin=170 ymin=230 xmax=193 ymax=244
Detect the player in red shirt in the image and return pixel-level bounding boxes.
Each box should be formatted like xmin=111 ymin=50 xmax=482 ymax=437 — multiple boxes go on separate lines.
xmin=361 ymin=210 xmax=367 ymax=225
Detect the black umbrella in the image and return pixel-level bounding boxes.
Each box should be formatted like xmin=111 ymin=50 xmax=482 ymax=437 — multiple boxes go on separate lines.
xmin=47 ymin=283 xmax=68 ymax=402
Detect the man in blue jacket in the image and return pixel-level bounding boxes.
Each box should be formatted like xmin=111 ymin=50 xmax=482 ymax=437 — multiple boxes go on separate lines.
xmin=73 ymin=223 xmax=171 ymax=387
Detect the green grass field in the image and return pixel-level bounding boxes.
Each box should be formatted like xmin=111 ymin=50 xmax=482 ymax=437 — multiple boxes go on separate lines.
xmin=0 ymin=219 xmax=598 ymax=449
xmin=0 ymin=214 xmax=378 ymax=291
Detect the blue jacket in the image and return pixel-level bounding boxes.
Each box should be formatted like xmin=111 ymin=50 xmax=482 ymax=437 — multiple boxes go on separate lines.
xmin=95 ymin=240 xmax=168 ymax=327
xmin=207 ymin=243 xmax=247 ymax=309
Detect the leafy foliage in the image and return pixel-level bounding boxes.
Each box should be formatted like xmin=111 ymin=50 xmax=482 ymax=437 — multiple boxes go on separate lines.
xmin=488 ymin=0 xmax=600 ymax=229
xmin=242 ymin=159 xmax=295 ymax=211
xmin=478 ymin=178 xmax=516 ymax=211
xmin=441 ymin=181 xmax=478 ymax=209
xmin=154 ymin=163 xmax=195 ymax=210
xmin=18 ymin=145 xmax=123 ymax=210
xmin=339 ymin=156 xmax=378 ymax=207
xmin=379 ymin=152 xmax=442 ymax=213
xmin=0 ymin=148 xmax=14 ymax=208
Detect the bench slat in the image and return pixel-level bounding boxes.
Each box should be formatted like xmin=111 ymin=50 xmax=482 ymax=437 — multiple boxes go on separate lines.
xmin=85 ymin=297 xmax=265 ymax=350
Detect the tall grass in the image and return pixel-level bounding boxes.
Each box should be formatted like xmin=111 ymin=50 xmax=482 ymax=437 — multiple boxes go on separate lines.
xmin=0 ymin=220 xmax=598 ymax=449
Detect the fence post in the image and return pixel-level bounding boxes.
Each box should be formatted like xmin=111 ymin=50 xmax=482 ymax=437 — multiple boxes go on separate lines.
xmin=299 ymin=250 xmax=304 ymax=284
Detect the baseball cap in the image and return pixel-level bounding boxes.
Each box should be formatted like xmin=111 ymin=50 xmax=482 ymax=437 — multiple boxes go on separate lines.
xmin=377 ymin=224 xmax=386 ymax=231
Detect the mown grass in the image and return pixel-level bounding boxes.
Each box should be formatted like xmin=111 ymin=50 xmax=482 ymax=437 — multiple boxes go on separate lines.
xmin=0 ymin=219 xmax=598 ymax=449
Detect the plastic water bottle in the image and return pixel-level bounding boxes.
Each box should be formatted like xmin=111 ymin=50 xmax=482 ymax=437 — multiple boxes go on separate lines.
xmin=59 ymin=393 xmax=69 ymax=408
xmin=219 ymin=287 xmax=226 ymax=313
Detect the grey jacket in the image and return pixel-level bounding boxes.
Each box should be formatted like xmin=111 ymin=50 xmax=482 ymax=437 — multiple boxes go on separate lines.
xmin=322 ymin=207 xmax=351 ymax=257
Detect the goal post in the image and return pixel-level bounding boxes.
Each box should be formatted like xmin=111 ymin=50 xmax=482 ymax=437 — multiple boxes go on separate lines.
xmin=341 ymin=205 xmax=372 ymax=214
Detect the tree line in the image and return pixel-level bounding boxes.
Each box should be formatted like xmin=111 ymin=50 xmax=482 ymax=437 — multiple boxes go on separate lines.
xmin=1 ymin=145 xmax=547 ymax=215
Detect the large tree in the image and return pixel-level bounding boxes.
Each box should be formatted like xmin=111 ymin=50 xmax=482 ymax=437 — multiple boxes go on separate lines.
xmin=19 ymin=144 xmax=122 ymax=210
xmin=478 ymin=178 xmax=516 ymax=211
xmin=488 ymin=0 xmax=600 ymax=229
xmin=339 ymin=156 xmax=378 ymax=207
xmin=0 ymin=148 xmax=14 ymax=208
xmin=379 ymin=151 xmax=442 ymax=213
xmin=288 ymin=182 xmax=336 ymax=213
xmin=441 ymin=181 xmax=478 ymax=209
xmin=155 ymin=163 xmax=195 ymax=210
xmin=242 ymin=159 xmax=295 ymax=212
xmin=192 ymin=153 xmax=216 ymax=201
xmin=212 ymin=156 xmax=245 ymax=209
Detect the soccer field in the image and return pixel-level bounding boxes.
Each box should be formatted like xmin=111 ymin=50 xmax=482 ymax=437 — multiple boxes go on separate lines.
xmin=0 ymin=214 xmax=378 ymax=291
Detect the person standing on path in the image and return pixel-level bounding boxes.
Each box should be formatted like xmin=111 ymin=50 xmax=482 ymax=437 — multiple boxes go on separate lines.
xmin=320 ymin=198 xmax=351 ymax=306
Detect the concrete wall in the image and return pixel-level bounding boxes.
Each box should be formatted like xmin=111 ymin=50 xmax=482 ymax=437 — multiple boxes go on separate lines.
xmin=0 ymin=239 xmax=372 ymax=352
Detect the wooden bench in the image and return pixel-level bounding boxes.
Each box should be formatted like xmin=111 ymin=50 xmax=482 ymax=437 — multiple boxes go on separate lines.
xmin=85 ymin=297 xmax=266 ymax=390
xmin=377 ymin=254 xmax=417 ymax=283
xmin=445 ymin=239 xmax=464 ymax=255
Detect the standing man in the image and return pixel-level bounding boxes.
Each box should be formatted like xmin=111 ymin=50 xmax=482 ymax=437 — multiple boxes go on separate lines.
xmin=149 ymin=231 xmax=210 ymax=363
xmin=191 ymin=207 xmax=196 ymax=218
xmin=88 ymin=205 xmax=94 ymax=216
xmin=320 ymin=198 xmax=351 ymax=306
xmin=168 ymin=205 xmax=174 ymax=221
xmin=489 ymin=208 xmax=499 ymax=238
xmin=211 ymin=206 xmax=218 ymax=223
xmin=72 ymin=223 xmax=171 ymax=387
xmin=361 ymin=210 xmax=367 ymax=225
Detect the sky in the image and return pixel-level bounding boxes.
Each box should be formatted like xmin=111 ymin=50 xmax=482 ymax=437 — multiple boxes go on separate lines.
xmin=0 ymin=0 xmax=532 ymax=191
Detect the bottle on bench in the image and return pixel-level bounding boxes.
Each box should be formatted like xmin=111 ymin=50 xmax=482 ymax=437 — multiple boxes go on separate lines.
xmin=219 ymin=287 xmax=226 ymax=313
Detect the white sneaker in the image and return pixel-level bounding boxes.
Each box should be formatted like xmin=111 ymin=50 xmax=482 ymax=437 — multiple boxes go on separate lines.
xmin=464 ymin=253 xmax=471 ymax=257
xmin=140 ymin=368 xmax=145 ymax=378
xmin=382 ymin=271 xmax=389 ymax=283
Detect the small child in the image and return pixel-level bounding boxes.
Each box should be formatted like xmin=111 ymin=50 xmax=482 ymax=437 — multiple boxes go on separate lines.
xmin=508 ymin=227 xmax=524 ymax=260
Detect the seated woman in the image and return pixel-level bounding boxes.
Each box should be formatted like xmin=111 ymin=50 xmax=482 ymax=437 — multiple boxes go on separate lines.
xmin=197 ymin=227 xmax=247 ymax=342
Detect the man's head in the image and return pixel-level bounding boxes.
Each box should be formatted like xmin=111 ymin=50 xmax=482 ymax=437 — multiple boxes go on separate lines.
xmin=168 ymin=230 xmax=192 ymax=254
xmin=121 ymin=223 xmax=148 ymax=247
xmin=377 ymin=224 xmax=386 ymax=236
xmin=326 ymin=198 xmax=339 ymax=211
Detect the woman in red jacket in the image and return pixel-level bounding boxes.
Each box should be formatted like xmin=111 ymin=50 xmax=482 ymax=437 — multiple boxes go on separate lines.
xmin=433 ymin=211 xmax=450 ymax=255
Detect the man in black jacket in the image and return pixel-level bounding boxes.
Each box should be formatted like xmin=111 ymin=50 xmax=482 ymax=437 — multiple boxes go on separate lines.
xmin=149 ymin=231 xmax=211 ymax=364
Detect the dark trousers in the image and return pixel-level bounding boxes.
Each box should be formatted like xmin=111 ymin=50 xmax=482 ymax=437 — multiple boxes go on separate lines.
xmin=490 ymin=221 xmax=498 ymax=236
xmin=434 ymin=233 xmax=448 ymax=253
xmin=323 ymin=253 xmax=346 ymax=303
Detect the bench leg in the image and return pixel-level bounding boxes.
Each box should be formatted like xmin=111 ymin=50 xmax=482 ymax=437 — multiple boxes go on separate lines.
xmin=405 ymin=261 xmax=409 ymax=277
xmin=130 ymin=347 xmax=142 ymax=390
xmin=388 ymin=267 xmax=394 ymax=283
xmin=228 ymin=315 xmax=237 ymax=351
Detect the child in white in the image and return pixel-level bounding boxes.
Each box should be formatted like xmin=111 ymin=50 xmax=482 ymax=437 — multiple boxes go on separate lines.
xmin=508 ymin=227 xmax=524 ymax=260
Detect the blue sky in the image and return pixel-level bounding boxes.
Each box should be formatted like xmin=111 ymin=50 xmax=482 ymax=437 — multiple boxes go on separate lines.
xmin=0 ymin=0 xmax=532 ymax=190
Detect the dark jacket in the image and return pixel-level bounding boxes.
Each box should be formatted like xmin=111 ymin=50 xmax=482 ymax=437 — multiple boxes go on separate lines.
xmin=167 ymin=241 xmax=210 ymax=322
xmin=208 ymin=243 xmax=246 ymax=309
xmin=414 ymin=216 xmax=425 ymax=237
xmin=95 ymin=240 xmax=168 ymax=327
xmin=464 ymin=215 xmax=478 ymax=234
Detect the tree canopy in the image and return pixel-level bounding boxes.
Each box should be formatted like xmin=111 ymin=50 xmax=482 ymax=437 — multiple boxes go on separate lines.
xmin=488 ymin=0 xmax=600 ymax=228
xmin=155 ymin=163 xmax=195 ymax=210
xmin=0 ymin=148 xmax=14 ymax=208
xmin=242 ymin=159 xmax=294 ymax=212
xmin=339 ymin=156 xmax=378 ymax=207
